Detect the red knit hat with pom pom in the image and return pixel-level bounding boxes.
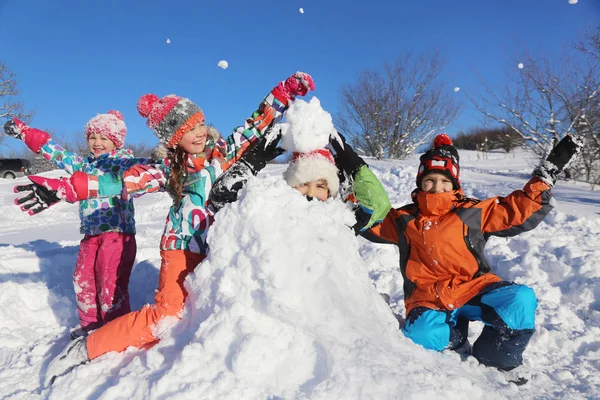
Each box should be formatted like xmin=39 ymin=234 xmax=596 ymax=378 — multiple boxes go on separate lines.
xmin=416 ymin=133 xmax=461 ymax=189
xmin=85 ymin=110 xmax=127 ymax=148
xmin=137 ymin=94 xmax=205 ymax=149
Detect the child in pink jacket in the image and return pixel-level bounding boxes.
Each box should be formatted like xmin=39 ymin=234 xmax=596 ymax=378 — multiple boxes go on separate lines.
xmin=5 ymin=111 xmax=150 ymax=337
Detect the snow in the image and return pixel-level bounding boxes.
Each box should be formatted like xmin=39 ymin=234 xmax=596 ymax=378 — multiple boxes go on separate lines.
xmin=279 ymin=97 xmax=337 ymax=153
xmin=299 ymin=8 xmax=304 ymax=14
xmin=518 ymin=63 xmax=524 ymax=69
xmin=1 ymin=148 xmax=599 ymax=398
xmin=166 ymin=38 xmax=171 ymax=44
xmin=568 ymin=0 xmax=578 ymax=4
xmin=454 ymin=87 xmax=461 ymax=92
xmin=217 ymin=60 xmax=228 ymax=70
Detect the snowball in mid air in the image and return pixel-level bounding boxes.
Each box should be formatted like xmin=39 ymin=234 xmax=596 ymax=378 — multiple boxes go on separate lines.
xmin=299 ymin=8 xmax=304 ymax=14
xmin=218 ymin=60 xmax=229 ymax=70
xmin=454 ymin=87 xmax=460 ymax=92
xmin=279 ymin=97 xmax=336 ymax=153
xmin=166 ymin=38 xmax=171 ymax=44
xmin=518 ymin=63 xmax=524 ymax=69
xmin=568 ymin=0 xmax=578 ymax=4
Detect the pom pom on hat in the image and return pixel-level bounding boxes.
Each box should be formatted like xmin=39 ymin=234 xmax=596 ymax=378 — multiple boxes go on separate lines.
xmin=416 ymin=133 xmax=461 ymax=190
xmin=434 ymin=133 xmax=453 ymax=148
xmin=137 ymin=94 xmax=159 ymax=118
xmin=85 ymin=110 xmax=128 ymax=149
xmin=284 ymin=149 xmax=340 ymax=197
xmin=137 ymin=93 xmax=205 ymax=149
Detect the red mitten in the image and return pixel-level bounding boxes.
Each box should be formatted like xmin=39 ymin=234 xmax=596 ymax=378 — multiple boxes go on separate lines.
xmin=27 ymin=174 xmax=86 ymax=203
xmin=4 ymin=118 xmax=51 ymax=153
xmin=270 ymin=71 xmax=315 ymax=105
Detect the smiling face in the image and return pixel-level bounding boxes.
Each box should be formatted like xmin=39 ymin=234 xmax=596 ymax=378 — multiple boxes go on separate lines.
xmin=87 ymin=133 xmax=116 ymax=157
xmin=294 ymin=179 xmax=330 ymax=201
xmin=177 ymin=122 xmax=208 ymax=154
xmin=420 ymin=172 xmax=454 ymax=194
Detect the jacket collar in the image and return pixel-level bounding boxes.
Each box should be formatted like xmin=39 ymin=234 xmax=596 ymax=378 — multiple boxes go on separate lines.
xmin=413 ymin=188 xmax=464 ymax=217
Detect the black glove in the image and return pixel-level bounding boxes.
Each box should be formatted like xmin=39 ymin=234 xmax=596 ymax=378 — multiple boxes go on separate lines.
xmin=532 ymin=135 xmax=584 ymax=186
xmin=4 ymin=119 xmax=22 ymax=139
xmin=209 ymin=131 xmax=285 ymax=212
xmin=14 ymin=182 xmax=62 ymax=215
xmin=241 ymin=130 xmax=285 ymax=175
xmin=329 ymin=132 xmax=367 ymax=177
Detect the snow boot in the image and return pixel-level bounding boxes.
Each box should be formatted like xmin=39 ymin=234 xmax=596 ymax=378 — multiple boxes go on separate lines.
xmin=45 ymin=336 xmax=90 ymax=386
xmin=500 ymin=365 xmax=531 ymax=386
xmin=69 ymin=326 xmax=88 ymax=340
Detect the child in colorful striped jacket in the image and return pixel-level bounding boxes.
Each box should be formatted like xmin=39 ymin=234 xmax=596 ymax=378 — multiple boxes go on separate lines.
xmin=5 ymin=111 xmax=150 ymax=337
xmin=23 ymin=72 xmax=314 ymax=385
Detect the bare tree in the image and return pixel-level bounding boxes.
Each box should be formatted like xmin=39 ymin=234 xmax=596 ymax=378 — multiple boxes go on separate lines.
xmin=0 ymin=61 xmax=33 ymax=147
xmin=470 ymin=26 xmax=600 ymax=183
xmin=336 ymin=51 xmax=461 ymax=159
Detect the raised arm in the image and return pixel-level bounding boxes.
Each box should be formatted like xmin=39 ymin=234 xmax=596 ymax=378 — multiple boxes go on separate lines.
xmin=209 ymin=72 xmax=314 ymax=173
xmin=329 ymin=132 xmax=392 ymax=233
xmin=480 ymin=134 xmax=584 ymax=237
xmin=4 ymin=119 xmax=86 ymax=174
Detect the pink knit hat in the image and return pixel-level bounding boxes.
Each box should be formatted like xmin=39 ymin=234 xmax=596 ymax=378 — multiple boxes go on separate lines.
xmin=137 ymin=94 xmax=205 ymax=149
xmin=85 ymin=110 xmax=127 ymax=148
xmin=284 ymin=148 xmax=340 ymax=197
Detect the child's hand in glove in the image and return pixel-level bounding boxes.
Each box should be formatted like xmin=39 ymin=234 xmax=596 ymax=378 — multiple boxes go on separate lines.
xmin=533 ymin=135 xmax=584 ymax=186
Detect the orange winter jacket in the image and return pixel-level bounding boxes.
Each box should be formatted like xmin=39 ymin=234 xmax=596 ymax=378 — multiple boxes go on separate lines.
xmin=363 ymin=177 xmax=553 ymax=315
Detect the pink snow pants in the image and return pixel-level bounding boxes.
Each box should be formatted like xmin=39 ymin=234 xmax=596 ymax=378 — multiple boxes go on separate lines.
xmin=73 ymin=232 xmax=137 ymax=331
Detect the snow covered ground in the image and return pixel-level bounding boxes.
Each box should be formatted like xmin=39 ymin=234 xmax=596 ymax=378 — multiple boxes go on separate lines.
xmin=0 ymin=148 xmax=599 ymax=399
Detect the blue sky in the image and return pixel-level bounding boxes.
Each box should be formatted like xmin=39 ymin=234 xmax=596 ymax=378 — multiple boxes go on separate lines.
xmin=0 ymin=0 xmax=598 ymax=155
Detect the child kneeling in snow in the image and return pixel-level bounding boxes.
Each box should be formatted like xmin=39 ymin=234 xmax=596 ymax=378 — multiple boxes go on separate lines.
xmin=361 ymin=133 xmax=583 ymax=383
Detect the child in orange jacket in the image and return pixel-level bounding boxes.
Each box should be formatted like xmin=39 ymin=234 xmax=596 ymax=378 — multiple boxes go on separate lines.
xmin=362 ymin=133 xmax=582 ymax=383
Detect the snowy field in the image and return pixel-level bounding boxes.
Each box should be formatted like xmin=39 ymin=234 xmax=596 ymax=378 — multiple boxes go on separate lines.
xmin=0 ymin=148 xmax=599 ymax=399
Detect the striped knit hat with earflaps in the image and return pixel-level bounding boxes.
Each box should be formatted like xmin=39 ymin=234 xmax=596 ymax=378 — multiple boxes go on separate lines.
xmin=416 ymin=133 xmax=461 ymax=190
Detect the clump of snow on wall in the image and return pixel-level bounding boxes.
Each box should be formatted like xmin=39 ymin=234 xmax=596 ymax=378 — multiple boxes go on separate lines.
xmin=518 ymin=63 xmax=524 ymax=69
xmin=218 ymin=60 xmax=229 ymax=69
xmin=299 ymin=8 xmax=304 ymax=14
xmin=454 ymin=87 xmax=460 ymax=92
xmin=166 ymin=38 xmax=171 ymax=44
xmin=279 ymin=97 xmax=337 ymax=153
xmin=568 ymin=0 xmax=578 ymax=4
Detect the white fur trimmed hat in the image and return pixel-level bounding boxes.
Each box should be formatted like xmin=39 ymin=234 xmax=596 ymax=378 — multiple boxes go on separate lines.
xmin=284 ymin=149 xmax=340 ymax=197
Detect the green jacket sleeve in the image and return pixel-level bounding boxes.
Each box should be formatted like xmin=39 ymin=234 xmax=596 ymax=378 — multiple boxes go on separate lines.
xmin=352 ymin=165 xmax=392 ymax=231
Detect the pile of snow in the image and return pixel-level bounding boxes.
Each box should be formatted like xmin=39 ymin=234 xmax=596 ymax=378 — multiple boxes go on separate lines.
xmin=279 ymin=97 xmax=336 ymax=153
xmin=0 ymin=147 xmax=599 ymax=398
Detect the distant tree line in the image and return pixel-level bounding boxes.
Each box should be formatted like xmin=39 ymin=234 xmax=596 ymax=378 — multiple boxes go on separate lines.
xmin=453 ymin=127 xmax=523 ymax=153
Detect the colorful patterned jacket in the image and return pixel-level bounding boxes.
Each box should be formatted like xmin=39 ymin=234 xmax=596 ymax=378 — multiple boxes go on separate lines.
xmin=40 ymin=142 xmax=150 ymax=235
xmin=68 ymin=94 xmax=288 ymax=254
xmin=362 ymin=177 xmax=554 ymax=315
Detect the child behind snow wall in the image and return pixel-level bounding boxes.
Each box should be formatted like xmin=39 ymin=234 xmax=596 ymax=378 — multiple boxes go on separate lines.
xmin=361 ymin=133 xmax=583 ymax=376
xmin=4 ymin=112 xmax=151 ymax=335
xmin=34 ymin=72 xmax=314 ymax=385
xmin=209 ymin=130 xmax=392 ymax=235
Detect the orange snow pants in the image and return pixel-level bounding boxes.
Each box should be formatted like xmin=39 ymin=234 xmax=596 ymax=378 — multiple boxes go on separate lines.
xmin=86 ymin=250 xmax=204 ymax=360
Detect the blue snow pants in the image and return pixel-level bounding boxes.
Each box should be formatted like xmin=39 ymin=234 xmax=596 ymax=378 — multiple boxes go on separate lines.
xmin=402 ymin=282 xmax=537 ymax=370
